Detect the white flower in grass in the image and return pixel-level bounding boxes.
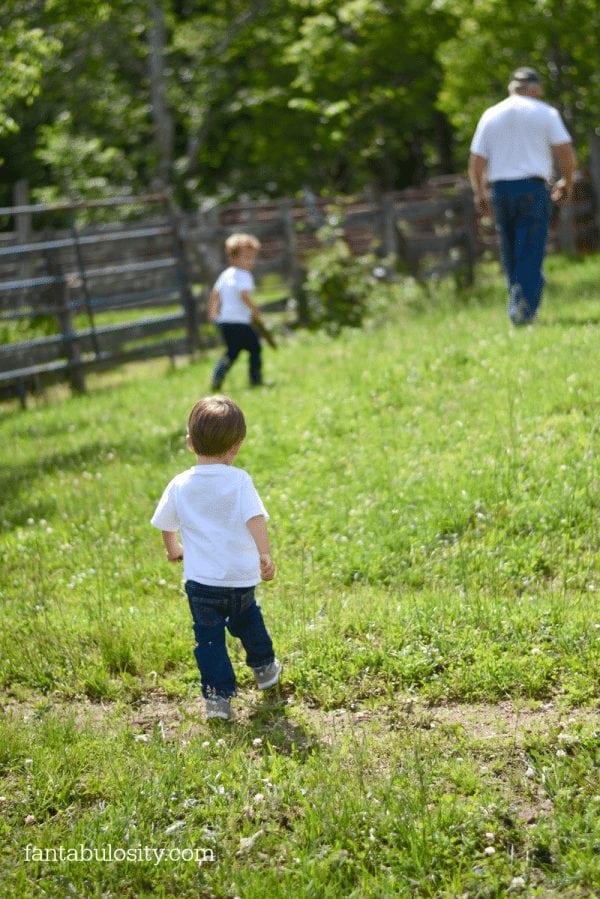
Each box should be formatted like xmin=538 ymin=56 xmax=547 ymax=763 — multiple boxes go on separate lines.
xmin=253 ymin=737 xmax=263 ymax=747
xmin=236 ymin=829 xmax=264 ymax=855
xmin=484 ymin=846 xmax=495 ymax=856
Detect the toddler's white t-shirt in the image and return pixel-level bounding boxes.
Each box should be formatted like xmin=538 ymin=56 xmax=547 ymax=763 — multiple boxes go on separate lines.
xmin=151 ymin=464 xmax=267 ymax=586
xmin=214 ymin=266 xmax=254 ymax=325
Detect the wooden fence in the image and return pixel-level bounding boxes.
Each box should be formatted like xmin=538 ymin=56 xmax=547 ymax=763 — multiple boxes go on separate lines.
xmin=0 ymin=171 xmax=598 ymax=407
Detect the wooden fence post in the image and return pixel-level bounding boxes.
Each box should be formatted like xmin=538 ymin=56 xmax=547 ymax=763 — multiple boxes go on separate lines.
xmin=166 ymin=195 xmax=199 ymax=354
xmin=380 ymin=193 xmax=398 ymax=260
xmin=589 ymin=131 xmax=600 ymax=238
xmin=460 ymin=185 xmax=477 ymax=286
xmin=44 ymin=245 xmax=86 ymax=394
xmin=280 ymin=199 xmax=308 ymax=325
xmin=557 ymin=201 xmax=577 ymax=254
xmin=13 ymin=180 xmax=32 ymax=290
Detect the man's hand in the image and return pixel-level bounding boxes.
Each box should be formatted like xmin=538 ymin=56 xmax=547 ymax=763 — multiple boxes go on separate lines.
xmin=551 ymin=177 xmax=572 ymax=205
xmin=474 ymin=192 xmax=492 ymax=217
xmin=259 ymin=552 xmax=275 ymax=581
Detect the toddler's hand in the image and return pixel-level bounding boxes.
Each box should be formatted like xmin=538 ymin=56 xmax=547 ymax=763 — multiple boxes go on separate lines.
xmin=260 ymin=553 xmax=275 ymax=581
xmin=167 ymin=545 xmax=184 ymax=562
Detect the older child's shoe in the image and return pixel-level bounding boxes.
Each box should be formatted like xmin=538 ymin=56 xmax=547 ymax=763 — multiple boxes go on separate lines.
xmin=252 ymin=659 xmax=282 ymax=690
xmin=205 ymin=696 xmax=232 ymax=720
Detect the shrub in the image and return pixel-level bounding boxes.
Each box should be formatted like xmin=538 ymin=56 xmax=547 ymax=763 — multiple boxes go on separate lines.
xmin=300 ymin=217 xmax=393 ymax=335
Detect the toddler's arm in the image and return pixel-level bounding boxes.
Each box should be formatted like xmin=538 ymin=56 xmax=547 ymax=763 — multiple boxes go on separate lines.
xmin=161 ymin=530 xmax=183 ymax=562
xmin=246 ymin=515 xmax=275 ymax=581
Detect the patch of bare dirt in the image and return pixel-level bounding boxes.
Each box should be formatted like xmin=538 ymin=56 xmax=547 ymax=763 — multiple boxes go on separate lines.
xmin=2 ymin=689 xmax=597 ymax=746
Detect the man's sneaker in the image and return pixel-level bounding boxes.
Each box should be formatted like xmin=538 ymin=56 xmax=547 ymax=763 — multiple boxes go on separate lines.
xmin=252 ymin=659 xmax=282 ymax=690
xmin=205 ymin=696 xmax=232 ymax=720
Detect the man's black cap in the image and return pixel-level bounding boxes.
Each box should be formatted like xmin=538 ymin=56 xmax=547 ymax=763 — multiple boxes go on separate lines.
xmin=511 ymin=66 xmax=542 ymax=85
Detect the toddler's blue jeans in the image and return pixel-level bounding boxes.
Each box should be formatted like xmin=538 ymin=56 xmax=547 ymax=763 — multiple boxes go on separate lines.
xmin=185 ymin=581 xmax=275 ymax=699
xmin=491 ymin=179 xmax=551 ymax=325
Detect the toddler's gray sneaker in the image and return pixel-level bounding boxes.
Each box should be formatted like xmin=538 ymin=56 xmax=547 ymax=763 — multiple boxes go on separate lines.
xmin=205 ymin=696 xmax=232 ymax=720
xmin=252 ymin=659 xmax=282 ymax=690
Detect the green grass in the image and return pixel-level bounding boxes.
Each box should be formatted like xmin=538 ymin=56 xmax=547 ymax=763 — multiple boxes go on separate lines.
xmin=0 ymin=255 xmax=599 ymax=897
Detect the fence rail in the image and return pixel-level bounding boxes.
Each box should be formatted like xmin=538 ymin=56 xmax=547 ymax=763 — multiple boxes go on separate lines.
xmin=1 ymin=171 xmax=598 ymax=407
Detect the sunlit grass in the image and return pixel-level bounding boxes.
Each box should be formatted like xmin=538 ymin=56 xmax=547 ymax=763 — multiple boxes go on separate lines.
xmin=1 ymin=254 xmax=599 ymax=897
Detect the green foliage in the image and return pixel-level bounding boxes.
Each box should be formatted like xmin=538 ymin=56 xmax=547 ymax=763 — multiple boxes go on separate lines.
xmin=2 ymin=0 xmax=599 ymax=206
xmin=437 ymin=0 xmax=600 ymax=157
xmin=300 ymin=211 xmax=398 ymax=335
xmin=300 ymin=233 xmax=364 ymax=335
xmin=0 ymin=10 xmax=60 ymax=139
xmin=33 ymin=112 xmax=137 ymax=205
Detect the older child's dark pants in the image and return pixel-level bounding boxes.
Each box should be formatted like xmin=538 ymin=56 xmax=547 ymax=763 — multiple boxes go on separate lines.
xmin=212 ymin=323 xmax=262 ymax=387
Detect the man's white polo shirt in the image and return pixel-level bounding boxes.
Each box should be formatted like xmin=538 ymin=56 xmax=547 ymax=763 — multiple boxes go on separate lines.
xmin=470 ymin=95 xmax=571 ymax=182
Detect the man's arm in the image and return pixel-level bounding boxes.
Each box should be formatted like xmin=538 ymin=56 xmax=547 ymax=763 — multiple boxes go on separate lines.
xmin=551 ymin=142 xmax=577 ymax=203
xmin=468 ymin=153 xmax=491 ymax=216
xmin=246 ymin=515 xmax=275 ymax=581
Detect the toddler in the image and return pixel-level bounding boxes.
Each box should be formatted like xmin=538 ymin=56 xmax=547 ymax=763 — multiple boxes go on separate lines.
xmin=151 ymin=395 xmax=281 ymax=720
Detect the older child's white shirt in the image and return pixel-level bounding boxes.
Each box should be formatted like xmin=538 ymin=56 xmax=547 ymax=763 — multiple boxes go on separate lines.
xmin=151 ymin=464 xmax=267 ymax=586
xmin=214 ymin=266 xmax=254 ymax=324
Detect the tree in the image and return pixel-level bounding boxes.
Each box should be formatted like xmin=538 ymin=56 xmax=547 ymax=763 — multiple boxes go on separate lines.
xmin=0 ymin=3 xmax=60 ymax=158
xmin=279 ymin=0 xmax=457 ymax=194
xmin=437 ymin=0 xmax=600 ymax=161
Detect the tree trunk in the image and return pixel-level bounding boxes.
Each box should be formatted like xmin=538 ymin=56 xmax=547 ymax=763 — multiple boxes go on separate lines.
xmin=589 ymin=131 xmax=600 ymax=241
xmin=148 ymin=0 xmax=174 ymax=190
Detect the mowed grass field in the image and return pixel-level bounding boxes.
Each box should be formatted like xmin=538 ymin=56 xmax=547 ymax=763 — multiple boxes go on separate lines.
xmin=0 ymin=256 xmax=598 ymax=897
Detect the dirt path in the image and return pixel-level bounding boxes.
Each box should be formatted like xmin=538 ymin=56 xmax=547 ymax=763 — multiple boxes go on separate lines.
xmin=3 ymin=689 xmax=597 ymax=746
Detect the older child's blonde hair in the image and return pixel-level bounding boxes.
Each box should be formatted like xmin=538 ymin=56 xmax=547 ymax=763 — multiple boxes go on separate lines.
xmin=187 ymin=395 xmax=246 ymax=456
xmin=224 ymin=232 xmax=261 ymax=260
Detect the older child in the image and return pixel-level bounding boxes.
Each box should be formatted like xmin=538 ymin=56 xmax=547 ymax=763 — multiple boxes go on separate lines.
xmin=151 ymin=395 xmax=281 ymax=720
xmin=208 ymin=233 xmax=266 ymax=390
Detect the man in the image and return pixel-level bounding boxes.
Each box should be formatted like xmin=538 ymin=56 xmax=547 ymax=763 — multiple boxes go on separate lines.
xmin=469 ymin=67 xmax=576 ymax=325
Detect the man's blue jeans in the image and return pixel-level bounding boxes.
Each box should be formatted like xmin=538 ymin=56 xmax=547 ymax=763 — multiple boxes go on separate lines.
xmin=185 ymin=581 xmax=275 ymax=699
xmin=491 ymin=179 xmax=551 ymax=324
